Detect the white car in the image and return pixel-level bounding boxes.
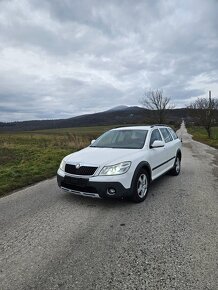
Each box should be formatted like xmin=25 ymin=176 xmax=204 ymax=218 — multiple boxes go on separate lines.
xmin=57 ymin=125 xmax=182 ymax=202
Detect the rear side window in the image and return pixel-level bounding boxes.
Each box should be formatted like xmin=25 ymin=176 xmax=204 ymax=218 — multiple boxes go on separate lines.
xmin=150 ymin=129 xmax=162 ymax=146
xmin=160 ymin=128 xmax=173 ymax=143
xmin=168 ymin=128 xmax=178 ymax=140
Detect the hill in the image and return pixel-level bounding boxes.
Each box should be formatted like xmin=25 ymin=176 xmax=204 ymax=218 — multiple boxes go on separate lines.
xmin=0 ymin=106 xmax=192 ymax=132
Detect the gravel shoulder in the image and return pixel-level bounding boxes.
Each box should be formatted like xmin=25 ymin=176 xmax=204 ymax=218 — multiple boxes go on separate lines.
xmin=0 ymin=124 xmax=217 ymax=290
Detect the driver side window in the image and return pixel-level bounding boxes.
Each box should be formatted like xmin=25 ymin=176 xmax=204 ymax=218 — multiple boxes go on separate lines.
xmin=150 ymin=129 xmax=162 ymax=147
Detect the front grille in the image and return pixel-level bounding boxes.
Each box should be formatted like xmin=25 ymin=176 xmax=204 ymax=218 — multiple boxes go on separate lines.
xmin=65 ymin=164 xmax=98 ymax=176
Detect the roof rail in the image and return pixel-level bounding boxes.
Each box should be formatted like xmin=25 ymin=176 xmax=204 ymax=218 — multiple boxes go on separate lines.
xmin=150 ymin=124 xmax=169 ymax=128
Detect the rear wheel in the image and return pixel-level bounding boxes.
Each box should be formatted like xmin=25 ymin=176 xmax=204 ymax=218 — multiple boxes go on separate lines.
xmin=131 ymin=169 xmax=149 ymax=203
xmin=170 ymin=156 xmax=181 ymax=176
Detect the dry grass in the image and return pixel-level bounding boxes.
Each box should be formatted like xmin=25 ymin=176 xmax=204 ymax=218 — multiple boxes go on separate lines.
xmin=0 ymin=126 xmax=111 ymax=196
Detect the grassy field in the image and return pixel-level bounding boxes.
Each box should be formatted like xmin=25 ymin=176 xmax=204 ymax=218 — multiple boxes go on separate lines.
xmin=187 ymin=126 xmax=218 ymax=149
xmin=0 ymin=125 xmax=116 ymax=197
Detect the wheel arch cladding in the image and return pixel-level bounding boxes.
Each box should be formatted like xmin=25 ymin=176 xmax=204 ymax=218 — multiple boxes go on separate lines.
xmin=131 ymin=161 xmax=152 ymax=188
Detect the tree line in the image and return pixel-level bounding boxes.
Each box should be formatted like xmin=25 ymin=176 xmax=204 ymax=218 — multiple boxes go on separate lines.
xmin=140 ymin=89 xmax=218 ymax=138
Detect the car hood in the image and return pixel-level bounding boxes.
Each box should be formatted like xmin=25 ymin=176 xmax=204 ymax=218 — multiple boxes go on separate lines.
xmin=65 ymin=147 xmax=141 ymax=166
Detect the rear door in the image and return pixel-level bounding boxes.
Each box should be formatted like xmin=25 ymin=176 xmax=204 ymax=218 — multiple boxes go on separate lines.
xmin=159 ymin=127 xmax=176 ymax=171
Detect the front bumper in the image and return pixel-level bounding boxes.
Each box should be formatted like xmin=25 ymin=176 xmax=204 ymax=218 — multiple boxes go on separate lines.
xmin=57 ymin=173 xmax=132 ymax=199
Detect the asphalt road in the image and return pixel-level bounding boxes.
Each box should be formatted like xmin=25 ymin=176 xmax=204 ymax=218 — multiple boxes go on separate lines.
xmin=0 ymin=124 xmax=217 ymax=290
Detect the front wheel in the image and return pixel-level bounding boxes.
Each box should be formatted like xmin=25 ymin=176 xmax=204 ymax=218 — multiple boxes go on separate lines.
xmin=131 ymin=169 xmax=149 ymax=203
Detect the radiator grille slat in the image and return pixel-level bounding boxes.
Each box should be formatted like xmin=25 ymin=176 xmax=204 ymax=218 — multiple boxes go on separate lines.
xmin=65 ymin=164 xmax=97 ymax=176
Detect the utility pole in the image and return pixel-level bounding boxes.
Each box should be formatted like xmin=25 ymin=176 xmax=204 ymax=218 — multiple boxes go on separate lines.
xmin=207 ymin=90 xmax=212 ymax=138
xmin=209 ymin=90 xmax=212 ymax=104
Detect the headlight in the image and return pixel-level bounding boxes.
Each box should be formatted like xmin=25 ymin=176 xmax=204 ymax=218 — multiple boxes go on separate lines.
xmin=99 ymin=161 xmax=131 ymax=176
xmin=60 ymin=159 xmax=66 ymax=171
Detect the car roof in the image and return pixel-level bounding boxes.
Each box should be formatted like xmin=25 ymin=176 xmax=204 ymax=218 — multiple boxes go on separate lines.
xmin=112 ymin=126 xmax=151 ymax=131
xmin=111 ymin=125 xmax=171 ymax=131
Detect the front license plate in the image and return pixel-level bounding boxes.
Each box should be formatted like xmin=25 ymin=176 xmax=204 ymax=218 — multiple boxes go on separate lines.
xmin=64 ymin=176 xmax=88 ymax=187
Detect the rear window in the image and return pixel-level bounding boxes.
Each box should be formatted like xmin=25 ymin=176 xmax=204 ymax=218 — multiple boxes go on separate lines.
xmin=160 ymin=128 xmax=173 ymax=143
xmin=168 ymin=128 xmax=178 ymax=140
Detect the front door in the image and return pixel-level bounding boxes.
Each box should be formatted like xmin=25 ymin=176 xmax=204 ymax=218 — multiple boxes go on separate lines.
xmin=148 ymin=129 xmax=166 ymax=180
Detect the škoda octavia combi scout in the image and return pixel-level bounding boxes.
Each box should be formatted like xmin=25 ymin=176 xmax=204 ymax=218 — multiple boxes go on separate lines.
xmin=57 ymin=125 xmax=182 ymax=203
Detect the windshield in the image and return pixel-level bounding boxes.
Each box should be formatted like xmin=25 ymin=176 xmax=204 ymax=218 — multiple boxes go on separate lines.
xmin=91 ymin=129 xmax=148 ymax=149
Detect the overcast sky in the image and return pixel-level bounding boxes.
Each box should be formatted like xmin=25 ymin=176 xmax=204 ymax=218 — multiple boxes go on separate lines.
xmin=0 ymin=0 xmax=218 ymax=121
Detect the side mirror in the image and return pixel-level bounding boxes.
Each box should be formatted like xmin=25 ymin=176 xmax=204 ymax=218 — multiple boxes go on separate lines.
xmin=91 ymin=139 xmax=96 ymax=145
xmin=151 ymin=140 xmax=165 ymax=148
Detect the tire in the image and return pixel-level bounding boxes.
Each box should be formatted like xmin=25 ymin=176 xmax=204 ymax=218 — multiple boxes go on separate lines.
xmin=131 ymin=169 xmax=149 ymax=203
xmin=170 ymin=155 xmax=181 ymax=176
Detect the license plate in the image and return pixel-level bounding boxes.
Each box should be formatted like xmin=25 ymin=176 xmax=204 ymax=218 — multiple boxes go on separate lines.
xmin=64 ymin=176 xmax=88 ymax=187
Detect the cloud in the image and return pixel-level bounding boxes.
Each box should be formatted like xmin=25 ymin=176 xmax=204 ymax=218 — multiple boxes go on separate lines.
xmin=0 ymin=0 xmax=218 ymax=121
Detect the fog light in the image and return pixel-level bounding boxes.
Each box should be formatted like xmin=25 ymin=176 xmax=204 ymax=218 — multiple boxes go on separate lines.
xmin=107 ymin=188 xmax=116 ymax=195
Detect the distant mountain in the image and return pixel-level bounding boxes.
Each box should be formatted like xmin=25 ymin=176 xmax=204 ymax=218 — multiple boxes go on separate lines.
xmin=106 ymin=105 xmax=129 ymax=112
xmin=0 ymin=106 xmax=194 ymax=132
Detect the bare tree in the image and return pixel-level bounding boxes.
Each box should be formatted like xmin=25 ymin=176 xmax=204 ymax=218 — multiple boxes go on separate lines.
xmin=187 ymin=91 xmax=218 ymax=138
xmin=140 ymin=89 xmax=175 ymax=123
